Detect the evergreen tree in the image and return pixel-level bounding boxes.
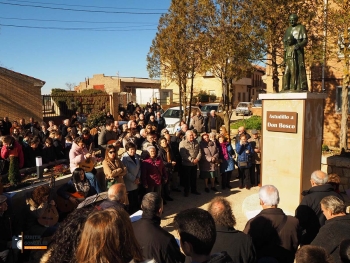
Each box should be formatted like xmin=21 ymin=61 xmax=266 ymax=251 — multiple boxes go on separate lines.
xmin=8 ymin=156 xmax=20 ymax=185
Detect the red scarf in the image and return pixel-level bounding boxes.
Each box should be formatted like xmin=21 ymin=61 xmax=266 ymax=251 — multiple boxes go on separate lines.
xmin=220 ymin=142 xmax=229 ymax=160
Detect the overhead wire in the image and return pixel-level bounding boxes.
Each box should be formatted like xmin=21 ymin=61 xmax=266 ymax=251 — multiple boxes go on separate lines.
xmin=0 ymin=16 xmax=156 ymax=25
xmin=4 ymin=0 xmax=168 ymax=11
xmin=0 ymin=1 xmax=165 ymax=15
xmin=0 ymin=23 xmax=157 ymax=31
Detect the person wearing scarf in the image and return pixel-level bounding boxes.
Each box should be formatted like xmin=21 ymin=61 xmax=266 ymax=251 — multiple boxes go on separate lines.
xmin=236 ymin=134 xmax=253 ymax=189
xmin=141 ymin=146 xmax=168 ymax=196
xmin=102 ymin=144 xmax=127 ymax=189
xmin=199 ymin=133 xmax=219 ymax=193
xmin=158 ymin=137 xmax=176 ymax=203
xmin=218 ymin=135 xmax=236 ymax=190
xmin=57 ymin=168 xmax=97 ymax=206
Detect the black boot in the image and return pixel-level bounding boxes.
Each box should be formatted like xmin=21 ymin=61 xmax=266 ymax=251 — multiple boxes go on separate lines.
xmin=221 ymin=173 xmax=227 ymax=190
xmin=226 ymin=172 xmax=232 ymax=189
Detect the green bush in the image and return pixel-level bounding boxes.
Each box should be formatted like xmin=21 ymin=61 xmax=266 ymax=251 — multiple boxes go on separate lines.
xmin=87 ymin=111 xmax=106 ymax=128
xmin=322 ymin=144 xmax=329 ymax=152
xmin=197 ymin=90 xmax=216 ymax=102
xmin=8 ymin=156 xmax=20 ymax=185
xmin=231 ymin=115 xmax=262 ymax=130
xmin=50 ymin=89 xmax=110 ymax=117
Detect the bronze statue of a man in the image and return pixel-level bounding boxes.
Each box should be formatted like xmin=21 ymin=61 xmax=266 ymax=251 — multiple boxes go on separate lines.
xmin=282 ymin=14 xmax=308 ymax=92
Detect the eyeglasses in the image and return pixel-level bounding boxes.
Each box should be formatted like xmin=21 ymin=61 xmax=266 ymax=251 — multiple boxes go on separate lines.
xmin=163 ymin=131 xmax=169 ymax=134
xmin=109 ymin=151 xmax=116 ymax=154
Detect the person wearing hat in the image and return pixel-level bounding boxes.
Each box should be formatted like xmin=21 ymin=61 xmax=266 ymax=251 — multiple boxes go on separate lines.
xmin=248 ymin=129 xmax=261 ymax=186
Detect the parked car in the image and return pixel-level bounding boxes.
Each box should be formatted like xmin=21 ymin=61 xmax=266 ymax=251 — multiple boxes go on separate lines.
xmin=253 ymin=100 xmax=262 ymax=107
xmin=200 ymin=103 xmax=224 ymax=118
xmin=235 ymin=102 xmax=253 ymax=116
xmin=162 ymin=106 xmax=201 ymax=134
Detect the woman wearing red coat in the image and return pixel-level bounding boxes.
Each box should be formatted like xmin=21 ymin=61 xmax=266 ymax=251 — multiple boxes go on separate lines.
xmin=1 ymin=135 xmax=24 ymax=184
xmin=141 ymin=146 xmax=167 ymax=195
xmin=1 ymin=135 xmax=24 ymax=168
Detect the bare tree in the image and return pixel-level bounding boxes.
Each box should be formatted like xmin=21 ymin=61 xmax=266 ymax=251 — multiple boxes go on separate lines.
xmin=65 ymin=82 xmax=76 ymax=91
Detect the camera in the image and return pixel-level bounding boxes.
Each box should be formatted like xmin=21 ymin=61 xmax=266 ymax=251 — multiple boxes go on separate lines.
xmin=12 ymin=235 xmax=22 ymax=250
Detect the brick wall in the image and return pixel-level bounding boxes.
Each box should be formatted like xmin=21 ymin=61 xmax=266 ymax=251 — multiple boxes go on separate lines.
xmin=0 ymin=72 xmax=43 ymax=122
xmin=321 ymin=155 xmax=350 ymax=192
xmin=311 ymin=62 xmax=349 ymax=148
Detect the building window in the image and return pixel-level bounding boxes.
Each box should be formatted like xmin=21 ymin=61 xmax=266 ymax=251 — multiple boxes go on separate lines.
xmin=238 ymin=92 xmax=241 ymax=101
xmin=243 ymin=93 xmax=246 ymax=102
xmin=336 ymin=86 xmax=350 ymax=113
xmin=162 ymin=91 xmax=170 ymax=97
xmin=204 ymin=70 xmax=214 ymax=77
xmin=252 ymin=89 xmax=255 ymax=95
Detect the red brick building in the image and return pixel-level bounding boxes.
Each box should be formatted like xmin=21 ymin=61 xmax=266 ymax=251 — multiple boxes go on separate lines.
xmin=0 ymin=67 xmax=45 ymax=122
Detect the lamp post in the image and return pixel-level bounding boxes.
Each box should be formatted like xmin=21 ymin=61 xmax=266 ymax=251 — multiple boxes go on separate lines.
xmin=36 ymin=156 xmax=43 ymax=180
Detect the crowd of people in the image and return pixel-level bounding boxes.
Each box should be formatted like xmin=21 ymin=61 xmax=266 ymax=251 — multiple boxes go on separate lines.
xmin=0 ymin=101 xmax=349 ymax=263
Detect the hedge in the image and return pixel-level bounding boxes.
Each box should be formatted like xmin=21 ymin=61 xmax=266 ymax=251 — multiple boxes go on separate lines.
xmin=231 ymin=115 xmax=262 ymax=130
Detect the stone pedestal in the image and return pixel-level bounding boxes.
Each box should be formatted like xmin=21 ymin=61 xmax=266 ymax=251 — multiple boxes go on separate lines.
xmin=259 ymin=92 xmax=326 ymax=213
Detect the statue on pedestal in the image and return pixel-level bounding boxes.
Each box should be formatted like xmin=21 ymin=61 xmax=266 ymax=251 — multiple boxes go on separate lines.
xmin=282 ymin=14 xmax=308 ymax=92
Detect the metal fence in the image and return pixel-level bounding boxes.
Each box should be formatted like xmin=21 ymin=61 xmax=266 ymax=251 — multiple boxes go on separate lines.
xmin=42 ymin=94 xmax=111 ymax=118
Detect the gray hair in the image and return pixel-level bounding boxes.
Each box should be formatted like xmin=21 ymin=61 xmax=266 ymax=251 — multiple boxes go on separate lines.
xmin=141 ymin=192 xmax=163 ymax=216
xmin=140 ymin=129 xmax=146 ymax=136
xmin=147 ymin=146 xmax=156 ymax=153
xmin=320 ymin=196 xmax=345 ymax=215
xmin=311 ymin=170 xmax=328 ymax=185
xmin=209 ymin=132 xmax=216 ymax=140
xmin=185 ymin=130 xmax=193 ymax=137
xmin=259 ymin=185 xmax=280 ymax=206
xmin=127 ymin=120 xmax=134 ymax=129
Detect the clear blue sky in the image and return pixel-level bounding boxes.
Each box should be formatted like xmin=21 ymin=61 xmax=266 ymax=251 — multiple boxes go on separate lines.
xmin=0 ymin=0 xmax=170 ymax=94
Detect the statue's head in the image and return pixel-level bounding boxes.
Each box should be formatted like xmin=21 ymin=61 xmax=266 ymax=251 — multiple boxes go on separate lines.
xmin=289 ymin=14 xmax=298 ymax=26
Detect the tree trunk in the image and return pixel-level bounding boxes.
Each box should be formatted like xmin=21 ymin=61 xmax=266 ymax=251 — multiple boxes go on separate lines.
xmin=340 ymin=48 xmax=349 ymax=150
xmin=187 ymin=69 xmax=195 ymax=128
xmin=179 ymin=77 xmax=183 ymax=122
xmin=271 ymin=46 xmax=280 ymax=93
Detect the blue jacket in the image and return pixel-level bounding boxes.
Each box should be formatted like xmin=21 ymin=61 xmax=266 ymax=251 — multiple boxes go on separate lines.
xmin=218 ymin=143 xmax=236 ymax=173
xmin=121 ymin=152 xmax=141 ymax=192
xmin=235 ymin=142 xmax=253 ymax=168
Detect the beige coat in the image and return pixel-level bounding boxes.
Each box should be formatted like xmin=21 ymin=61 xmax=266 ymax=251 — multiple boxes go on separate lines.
xmin=102 ymin=158 xmax=127 ymax=183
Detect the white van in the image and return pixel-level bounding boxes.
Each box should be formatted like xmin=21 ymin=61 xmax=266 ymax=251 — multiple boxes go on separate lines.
xmin=162 ymin=106 xmax=200 ymax=134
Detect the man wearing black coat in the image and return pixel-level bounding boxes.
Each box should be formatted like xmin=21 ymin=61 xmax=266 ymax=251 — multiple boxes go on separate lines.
xmin=155 ymin=111 xmax=166 ymax=134
xmin=311 ymin=196 xmax=350 ymax=263
xmin=209 ymin=197 xmax=256 ymax=263
xmin=144 ymin=108 xmax=155 ymax=125
xmin=147 ymin=115 xmax=158 ymax=130
xmin=53 ymin=131 xmax=65 ymax=160
xmin=295 ymin=170 xmax=343 ymax=245
xmin=244 ymin=185 xmax=300 ymax=263
xmin=132 ymin=193 xmax=185 ymax=263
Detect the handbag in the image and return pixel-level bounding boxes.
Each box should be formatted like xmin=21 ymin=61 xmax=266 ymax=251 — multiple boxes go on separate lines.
xmin=238 ymin=161 xmax=248 ymax=168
